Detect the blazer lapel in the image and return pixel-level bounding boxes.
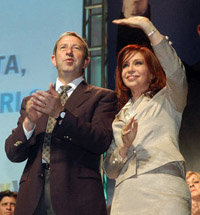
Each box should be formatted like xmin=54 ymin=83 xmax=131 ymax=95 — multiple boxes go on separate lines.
xmin=65 ymin=80 xmax=91 ymax=112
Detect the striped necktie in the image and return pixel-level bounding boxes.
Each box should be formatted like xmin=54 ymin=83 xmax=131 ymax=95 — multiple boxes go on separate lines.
xmin=42 ymin=85 xmax=71 ymax=163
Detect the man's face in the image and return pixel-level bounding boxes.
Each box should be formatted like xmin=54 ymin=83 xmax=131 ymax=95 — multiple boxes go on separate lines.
xmin=0 ymin=196 xmax=16 ymax=215
xmin=51 ymin=35 xmax=90 ymax=81
xmin=187 ymin=174 xmax=200 ymax=201
xmin=123 ymin=0 xmax=148 ymax=17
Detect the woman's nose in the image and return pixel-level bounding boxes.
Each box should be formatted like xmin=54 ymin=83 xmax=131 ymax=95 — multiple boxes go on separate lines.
xmin=128 ymin=65 xmax=135 ymax=73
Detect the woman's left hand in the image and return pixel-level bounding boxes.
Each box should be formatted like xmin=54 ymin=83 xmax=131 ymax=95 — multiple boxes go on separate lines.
xmin=112 ymin=16 xmax=153 ymax=34
xmin=119 ymin=117 xmax=138 ymax=159
xmin=112 ymin=16 xmax=163 ymax=45
xmin=121 ymin=117 xmax=138 ymax=148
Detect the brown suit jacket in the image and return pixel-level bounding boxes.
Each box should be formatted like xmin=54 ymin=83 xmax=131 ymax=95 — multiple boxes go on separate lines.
xmin=5 ymin=81 xmax=117 ymax=215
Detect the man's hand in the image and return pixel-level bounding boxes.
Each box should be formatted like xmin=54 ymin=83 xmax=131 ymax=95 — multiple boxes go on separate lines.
xmin=31 ymin=83 xmax=64 ymax=118
xmin=23 ymin=97 xmax=43 ymax=131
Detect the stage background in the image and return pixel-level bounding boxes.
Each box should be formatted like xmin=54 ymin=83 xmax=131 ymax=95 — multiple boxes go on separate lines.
xmin=0 ymin=0 xmax=82 ymax=192
xmin=108 ymin=0 xmax=200 ymax=89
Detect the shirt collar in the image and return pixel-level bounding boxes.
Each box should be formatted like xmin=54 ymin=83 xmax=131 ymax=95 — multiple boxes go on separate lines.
xmin=56 ymin=76 xmax=84 ymax=93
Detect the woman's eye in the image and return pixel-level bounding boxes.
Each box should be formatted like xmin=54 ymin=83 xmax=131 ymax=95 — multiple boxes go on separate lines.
xmin=135 ymin=61 xmax=143 ymax=65
xmin=122 ymin=63 xmax=129 ymax=69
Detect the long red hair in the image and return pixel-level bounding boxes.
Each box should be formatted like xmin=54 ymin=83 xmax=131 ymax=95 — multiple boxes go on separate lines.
xmin=115 ymin=44 xmax=166 ymax=110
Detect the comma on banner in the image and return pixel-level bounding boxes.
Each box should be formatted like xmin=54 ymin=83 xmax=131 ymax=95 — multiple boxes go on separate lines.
xmin=0 ymin=55 xmax=26 ymax=77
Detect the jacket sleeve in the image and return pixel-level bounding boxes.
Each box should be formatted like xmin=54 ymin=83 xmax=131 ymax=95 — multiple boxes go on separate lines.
xmin=153 ymin=37 xmax=188 ymax=113
xmin=5 ymin=97 xmax=38 ymax=162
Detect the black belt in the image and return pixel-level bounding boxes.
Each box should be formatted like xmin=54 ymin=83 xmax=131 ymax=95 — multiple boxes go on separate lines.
xmin=42 ymin=163 xmax=50 ymax=170
xmin=145 ymin=162 xmax=185 ymax=179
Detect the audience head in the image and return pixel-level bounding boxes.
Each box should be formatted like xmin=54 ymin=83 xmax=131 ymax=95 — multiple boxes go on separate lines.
xmin=122 ymin=0 xmax=149 ymax=18
xmin=186 ymin=171 xmax=200 ymax=201
xmin=0 ymin=190 xmax=17 ymax=215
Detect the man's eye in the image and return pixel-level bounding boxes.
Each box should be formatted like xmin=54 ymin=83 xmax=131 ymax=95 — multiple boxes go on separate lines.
xmin=73 ymin=46 xmax=81 ymax=50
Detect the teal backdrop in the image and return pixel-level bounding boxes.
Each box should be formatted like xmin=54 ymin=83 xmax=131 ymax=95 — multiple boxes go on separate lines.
xmin=0 ymin=0 xmax=83 ymax=192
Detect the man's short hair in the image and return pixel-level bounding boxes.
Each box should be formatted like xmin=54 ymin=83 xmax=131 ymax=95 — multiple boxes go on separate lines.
xmin=0 ymin=190 xmax=17 ymax=201
xmin=53 ymin=31 xmax=89 ymax=60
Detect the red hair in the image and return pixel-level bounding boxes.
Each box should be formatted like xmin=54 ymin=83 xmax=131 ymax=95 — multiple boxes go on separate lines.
xmin=115 ymin=44 xmax=166 ymax=110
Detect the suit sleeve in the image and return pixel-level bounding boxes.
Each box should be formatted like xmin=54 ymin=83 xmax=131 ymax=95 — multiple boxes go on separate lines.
xmin=5 ymin=97 xmax=38 ymax=162
xmin=52 ymin=89 xmax=118 ymax=155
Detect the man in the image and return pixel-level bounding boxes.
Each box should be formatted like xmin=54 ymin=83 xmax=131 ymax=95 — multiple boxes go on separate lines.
xmin=0 ymin=190 xmax=17 ymax=215
xmin=179 ymin=23 xmax=200 ymax=172
xmin=122 ymin=0 xmax=149 ymax=18
xmin=5 ymin=32 xmax=117 ymax=215
xmin=116 ymin=0 xmax=152 ymax=53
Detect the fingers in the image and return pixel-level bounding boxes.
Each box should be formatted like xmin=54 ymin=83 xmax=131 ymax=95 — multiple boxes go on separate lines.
xmin=122 ymin=117 xmax=137 ymax=136
xmin=25 ymin=97 xmax=43 ymax=123
xmin=112 ymin=19 xmax=126 ymax=25
xmin=127 ymin=117 xmax=137 ymax=129
xmin=32 ymin=88 xmax=57 ymax=107
xmin=112 ymin=16 xmax=151 ymax=31
xmin=49 ymin=83 xmax=58 ymax=96
xmin=31 ymin=93 xmax=47 ymax=111
xmin=131 ymin=119 xmax=138 ymax=133
xmin=30 ymin=86 xmax=61 ymax=116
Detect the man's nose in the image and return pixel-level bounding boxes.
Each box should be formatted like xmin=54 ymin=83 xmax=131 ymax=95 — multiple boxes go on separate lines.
xmin=66 ymin=47 xmax=73 ymax=55
xmin=6 ymin=204 xmax=12 ymax=210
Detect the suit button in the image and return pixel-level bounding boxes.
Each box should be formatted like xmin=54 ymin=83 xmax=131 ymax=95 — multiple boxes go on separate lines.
xmin=14 ymin=141 xmax=23 ymax=147
xmin=39 ymin=173 xmax=44 ymax=178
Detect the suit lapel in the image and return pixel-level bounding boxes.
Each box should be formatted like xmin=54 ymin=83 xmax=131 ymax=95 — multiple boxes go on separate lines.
xmin=65 ymin=80 xmax=91 ymax=112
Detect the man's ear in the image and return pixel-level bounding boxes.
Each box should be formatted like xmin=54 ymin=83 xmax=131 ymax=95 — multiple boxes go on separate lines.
xmin=83 ymin=57 xmax=90 ymax=69
xmin=51 ymin=55 xmax=56 ymax=67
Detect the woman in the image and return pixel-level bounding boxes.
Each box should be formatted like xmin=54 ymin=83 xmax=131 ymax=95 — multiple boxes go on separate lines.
xmin=186 ymin=171 xmax=200 ymax=215
xmin=103 ymin=16 xmax=191 ymax=214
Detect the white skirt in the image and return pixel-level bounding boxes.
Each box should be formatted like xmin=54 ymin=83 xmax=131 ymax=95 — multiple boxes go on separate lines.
xmin=110 ymin=173 xmax=191 ymax=215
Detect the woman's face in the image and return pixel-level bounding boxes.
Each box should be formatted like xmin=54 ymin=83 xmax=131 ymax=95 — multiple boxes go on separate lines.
xmin=187 ymin=174 xmax=200 ymax=200
xmin=121 ymin=52 xmax=152 ymax=97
